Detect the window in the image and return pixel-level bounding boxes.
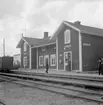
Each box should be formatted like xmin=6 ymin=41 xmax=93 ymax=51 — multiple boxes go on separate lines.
xmin=64 ymin=30 xmax=70 ymax=44
xmin=44 ymin=55 xmax=49 ymax=66
xmin=50 ymin=54 xmax=56 ymax=66
xmin=42 ymin=47 xmax=46 ymax=51
xmin=24 ymin=42 xmax=27 ymax=52
xmin=39 ymin=56 xmax=44 ymax=66
xmin=23 ymin=56 xmax=27 ymax=67
xmin=54 ymin=44 xmax=56 ymax=50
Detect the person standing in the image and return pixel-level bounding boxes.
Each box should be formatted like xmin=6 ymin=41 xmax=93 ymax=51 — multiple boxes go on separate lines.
xmin=45 ymin=60 xmax=49 ymax=73
xmin=98 ymin=58 xmax=102 ymax=75
xmin=100 ymin=58 xmax=103 ymax=75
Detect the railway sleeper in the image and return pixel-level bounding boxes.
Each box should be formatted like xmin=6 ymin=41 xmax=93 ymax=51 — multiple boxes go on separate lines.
xmin=1 ymin=73 xmax=103 ymax=92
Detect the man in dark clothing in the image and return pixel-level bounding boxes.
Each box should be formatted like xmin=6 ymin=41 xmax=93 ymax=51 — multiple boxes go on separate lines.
xmin=45 ymin=62 xmax=49 ymax=73
xmin=98 ymin=58 xmax=103 ymax=75
xmin=98 ymin=58 xmax=102 ymax=75
xmin=100 ymin=58 xmax=103 ymax=75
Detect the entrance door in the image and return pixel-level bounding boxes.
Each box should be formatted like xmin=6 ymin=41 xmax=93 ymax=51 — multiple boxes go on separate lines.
xmin=64 ymin=52 xmax=72 ymax=71
xmin=44 ymin=55 xmax=49 ymax=66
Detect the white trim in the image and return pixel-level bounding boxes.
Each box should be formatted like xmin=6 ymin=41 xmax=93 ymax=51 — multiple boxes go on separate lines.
xmin=37 ymin=48 xmax=38 ymax=69
xmin=17 ymin=37 xmax=30 ymax=48
xmin=64 ymin=51 xmax=72 ymax=71
xmin=56 ymin=38 xmax=58 ymax=70
xmin=50 ymin=21 xmax=80 ymax=40
xmin=31 ymin=42 xmax=56 ymax=48
xmin=79 ymin=31 xmax=82 ymax=72
xmin=44 ymin=55 xmax=49 ymax=66
xmin=22 ymin=37 xmax=31 ymax=47
xmin=23 ymin=56 xmax=27 ymax=68
xmin=29 ymin=47 xmax=31 ymax=69
xmin=50 ymin=54 xmax=56 ymax=66
xmin=63 ymin=21 xmax=80 ymax=32
xmin=39 ymin=56 xmax=44 ymax=66
xmin=50 ymin=22 xmax=64 ymax=40
xmin=64 ymin=22 xmax=82 ymax=72
xmin=64 ymin=29 xmax=71 ymax=44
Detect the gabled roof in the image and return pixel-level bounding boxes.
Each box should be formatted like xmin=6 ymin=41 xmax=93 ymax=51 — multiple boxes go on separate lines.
xmin=16 ymin=37 xmax=42 ymax=48
xmin=33 ymin=36 xmax=56 ymax=47
xmin=23 ymin=37 xmax=42 ymax=46
xmin=51 ymin=21 xmax=103 ymax=40
xmin=65 ymin=21 xmax=103 ymax=36
xmin=17 ymin=36 xmax=56 ymax=48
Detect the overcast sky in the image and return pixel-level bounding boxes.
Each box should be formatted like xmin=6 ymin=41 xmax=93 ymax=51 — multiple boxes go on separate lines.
xmin=0 ymin=0 xmax=103 ymax=56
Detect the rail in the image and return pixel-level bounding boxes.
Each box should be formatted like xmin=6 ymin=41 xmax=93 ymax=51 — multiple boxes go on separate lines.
xmin=0 ymin=72 xmax=103 ymax=103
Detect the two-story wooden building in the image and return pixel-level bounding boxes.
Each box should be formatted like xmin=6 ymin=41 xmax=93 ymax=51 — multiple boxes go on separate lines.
xmin=17 ymin=21 xmax=103 ymax=72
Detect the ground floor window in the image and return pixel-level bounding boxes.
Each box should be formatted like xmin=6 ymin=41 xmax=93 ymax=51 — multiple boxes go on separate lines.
xmin=39 ymin=56 xmax=44 ymax=66
xmin=23 ymin=56 xmax=27 ymax=67
xmin=44 ymin=55 xmax=49 ymax=66
xmin=50 ymin=54 xmax=56 ymax=66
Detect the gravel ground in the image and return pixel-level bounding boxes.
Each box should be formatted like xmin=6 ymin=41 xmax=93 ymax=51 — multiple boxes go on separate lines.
xmin=0 ymin=81 xmax=102 ymax=105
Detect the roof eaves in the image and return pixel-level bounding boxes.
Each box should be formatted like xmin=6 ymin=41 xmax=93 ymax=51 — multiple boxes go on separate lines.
xmin=16 ymin=37 xmax=31 ymax=48
xmin=50 ymin=21 xmax=81 ymax=40
xmin=31 ymin=42 xmax=56 ymax=48
xmin=81 ymin=31 xmax=101 ymax=37
xmin=16 ymin=38 xmax=22 ymax=48
xmin=63 ymin=21 xmax=80 ymax=32
xmin=50 ymin=21 xmax=64 ymax=40
xmin=22 ymin=37 xmax=31 ymax=47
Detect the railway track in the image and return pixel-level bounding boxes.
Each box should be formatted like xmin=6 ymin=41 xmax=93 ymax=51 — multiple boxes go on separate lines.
xmin=1 ymin=72 xmax=103 ymax=89
xmin=14 ymin=70 xmax=103 ymax=82
xmin=0 ymin=72 xmax=103 ymax=104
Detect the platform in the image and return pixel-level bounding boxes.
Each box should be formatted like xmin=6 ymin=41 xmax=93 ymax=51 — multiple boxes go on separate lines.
xmin=16 ymin=68 xmax=103 ymax=78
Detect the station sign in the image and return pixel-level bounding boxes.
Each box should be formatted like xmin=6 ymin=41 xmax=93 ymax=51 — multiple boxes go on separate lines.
xmin=83 ymin=43 xmax=90 ymax=46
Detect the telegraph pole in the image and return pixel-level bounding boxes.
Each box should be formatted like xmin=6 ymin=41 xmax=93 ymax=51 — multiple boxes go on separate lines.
xmin=25 ymin=24 xmax=26 ymax=37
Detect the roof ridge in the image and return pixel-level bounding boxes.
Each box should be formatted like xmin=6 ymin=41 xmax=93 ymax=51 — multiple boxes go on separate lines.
xmin=64 ymin=20 xmax=103 ymax=30
xmin=23 ymin=36 xmax=42 ymax=40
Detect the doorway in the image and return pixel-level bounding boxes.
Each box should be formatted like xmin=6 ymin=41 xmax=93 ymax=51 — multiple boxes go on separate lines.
xmin=64 ymin=51 xmax=72 ymax=71
xmin=44 ymin=55 xmax=49 ymax=66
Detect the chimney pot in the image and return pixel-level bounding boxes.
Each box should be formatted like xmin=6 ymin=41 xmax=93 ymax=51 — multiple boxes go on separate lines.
xmin=44 ymin=32 xmax=48 ymax=38
xmin=74 ymin=21 xmax=81 ymax=25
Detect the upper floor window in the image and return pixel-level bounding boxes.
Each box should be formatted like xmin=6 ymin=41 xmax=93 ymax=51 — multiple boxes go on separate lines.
xmin=64 ymin=29 xmax=71 ymax=44
xmin=24 ymin=42 xmax=27 ymax=52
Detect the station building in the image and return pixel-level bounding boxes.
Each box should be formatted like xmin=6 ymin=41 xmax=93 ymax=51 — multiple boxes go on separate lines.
xmin=17 ymin=21 xmax=103 ymax=72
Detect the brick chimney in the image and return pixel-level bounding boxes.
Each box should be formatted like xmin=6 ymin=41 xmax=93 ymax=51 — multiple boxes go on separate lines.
xmin=74 ymin=21 xmax=81 ymax=25
xmin=44 ymin=32 xmax=48 ymax=38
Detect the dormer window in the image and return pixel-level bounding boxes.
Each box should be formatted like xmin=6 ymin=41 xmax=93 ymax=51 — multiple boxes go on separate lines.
xmin=64 ymin=29 xmax=71 ymax=44
xmin=24 ymin=42 xmax=27 ymax=52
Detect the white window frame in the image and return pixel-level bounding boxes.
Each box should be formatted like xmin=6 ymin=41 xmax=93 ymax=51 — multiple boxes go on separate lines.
xmin=23 ymin=56 xmax=27 ymax=68
xmin=24 ymin=42 xmax=27 ymax=52
xmin=64 ymin=29 xmax=71 ymax=44
xmin=50 ymin=54 xmax=56 ymax=66
xmin=39 ymin=56 xmax=43 ymax=66
xmin=44 ymin=55 xmax=49 ymax=66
